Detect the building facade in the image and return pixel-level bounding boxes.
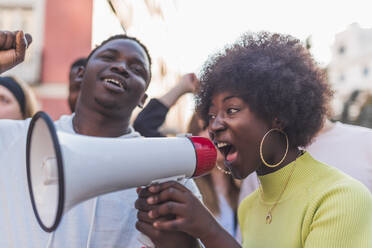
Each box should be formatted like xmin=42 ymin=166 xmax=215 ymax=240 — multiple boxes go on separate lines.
xmin=328 ymin=23 xmax=372 ymax=117
xmin=0 ymin=0 xmax=92 ymax=119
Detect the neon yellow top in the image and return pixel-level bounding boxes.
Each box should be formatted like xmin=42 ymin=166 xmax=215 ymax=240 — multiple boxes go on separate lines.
xmin=238 ymin=152 xmax=372 ymax=247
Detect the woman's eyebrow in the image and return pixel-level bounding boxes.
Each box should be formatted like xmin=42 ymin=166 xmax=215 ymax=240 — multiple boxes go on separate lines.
xmin=223 ymin=95 xmax=239 ymax=102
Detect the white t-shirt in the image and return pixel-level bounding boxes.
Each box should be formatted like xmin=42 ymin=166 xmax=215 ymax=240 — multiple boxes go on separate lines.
xmin=0 ymin=114 xmax=202 ymax=248
xmin=215 ymin=193 xmax=236 ymax=238
xmin=238 ymin=122 xmax=372 ymax=202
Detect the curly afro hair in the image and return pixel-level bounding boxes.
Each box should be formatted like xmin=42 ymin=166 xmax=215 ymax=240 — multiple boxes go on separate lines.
xmin=196 ymin=31 xmax=332 ymax=148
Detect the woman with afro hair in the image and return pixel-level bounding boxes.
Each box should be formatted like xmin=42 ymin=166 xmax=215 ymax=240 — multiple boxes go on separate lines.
xmin=135 ymin=32 xmax=372 ymax=247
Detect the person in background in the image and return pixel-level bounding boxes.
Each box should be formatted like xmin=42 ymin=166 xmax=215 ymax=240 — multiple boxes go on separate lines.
xmin=133 ymin=73 xmax=198 ymax=137
xmin=135 ymin=31 xmax=372 ymax=247
xmin=0 ymin=76 xmax=38 ymax=120
xmin=68 ymin=57 xmax=86 ymax=112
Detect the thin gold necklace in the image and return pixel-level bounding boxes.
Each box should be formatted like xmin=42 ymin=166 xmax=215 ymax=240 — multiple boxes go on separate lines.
xmin=216 ymin=165 xmax=232 ymax=175
xmin=257 ymin=155 xmax=299 ymax=224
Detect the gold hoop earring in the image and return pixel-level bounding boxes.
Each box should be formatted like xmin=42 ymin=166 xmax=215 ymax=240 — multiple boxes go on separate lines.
xmin=259 ymin=128 xmax=289 ymax=168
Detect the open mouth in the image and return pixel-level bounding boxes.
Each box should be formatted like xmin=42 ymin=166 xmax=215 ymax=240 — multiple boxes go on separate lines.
xmin=103 ymin=78 xmax=127 ymax=91
xmin=215 ymin=141 xmax=237 ymax=163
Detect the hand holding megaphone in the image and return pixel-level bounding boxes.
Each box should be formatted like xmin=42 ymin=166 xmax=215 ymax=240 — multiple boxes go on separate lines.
xmin=0 ymin=30 xmax=32 ymax=74
xmin=136 ymin=183 xmax=200 ymax=248
xmin=137 ymin=180 xmax=216 ymax=248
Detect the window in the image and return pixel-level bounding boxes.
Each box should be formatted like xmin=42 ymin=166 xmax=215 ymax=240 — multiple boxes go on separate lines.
xmin=363 ymin=67 xmax=369 ymax=77
xmin=339 ymin=74 xmax=345 ymax=82
xmin=338 ymin=46 xmax=345 ymax=55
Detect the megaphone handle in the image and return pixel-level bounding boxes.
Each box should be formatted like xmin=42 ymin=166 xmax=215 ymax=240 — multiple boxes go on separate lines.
xmin=138 ymin=175 xmax=187 ymax=247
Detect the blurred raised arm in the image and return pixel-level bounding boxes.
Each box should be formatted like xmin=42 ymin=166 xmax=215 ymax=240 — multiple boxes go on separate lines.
xmin=134 ymin=73 xmax=199 ymax=137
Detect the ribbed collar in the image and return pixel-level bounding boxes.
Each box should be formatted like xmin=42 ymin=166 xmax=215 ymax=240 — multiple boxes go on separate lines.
xmin=258 ymin=151 xmax=314 ymax=203
xmin=54 ymin=113 xmax=141 ymax=139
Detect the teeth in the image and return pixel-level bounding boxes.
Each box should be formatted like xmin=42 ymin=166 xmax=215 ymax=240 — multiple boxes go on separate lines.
xmin=217 ymin=142 xmax=229 ymax=148
xmin=104 ymin=78 xmax=124 ymax=89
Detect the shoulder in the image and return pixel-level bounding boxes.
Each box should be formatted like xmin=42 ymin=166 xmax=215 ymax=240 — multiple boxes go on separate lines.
xmin=333 ymin=122 xmax=372 ymax=139
xmin=303 ymin=178 xmax=372 ymax=246
xmin=309 ymin=123 xmax=372 ymax=156
xmin=306 ymin=154 xmax=371 ymax=199
xmin=0 ymin=118 xmax=30 ymax=132
xmin=310 ymin=176 xmax=372 ymax=211
xmin=0 ymin=119 xmax=30 ymax=147
xmin=54 ymin=114 xmax=74 ymax=133
xmin=305 ymin=156 xmax=372 ymax=206
xmin=304 ymin=173 xmax=372 ymax=236
xmin=298 ymin=154 xmax=372 ymax=228
xmin=336 ymin=121 xmax=372 ymax=131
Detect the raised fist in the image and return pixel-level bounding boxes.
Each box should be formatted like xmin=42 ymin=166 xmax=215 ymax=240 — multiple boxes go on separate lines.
xmin=179 ymin=73 xmax=199 ymax=94
xmin=0 ymin=30 xmax=32 ymax=74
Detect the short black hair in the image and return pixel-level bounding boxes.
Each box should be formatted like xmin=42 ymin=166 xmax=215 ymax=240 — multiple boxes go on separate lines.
xmin=86 ymin=34 xmax=152 ymax=81
xmin=70 ymin=57 xmax=87 ymax=70
xmin=196 ymin=31 xmax=332 ymax=148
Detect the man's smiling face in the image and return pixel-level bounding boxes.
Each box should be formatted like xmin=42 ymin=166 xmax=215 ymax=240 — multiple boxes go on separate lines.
xmin=79 ymin=38 xmax=150 ymax=117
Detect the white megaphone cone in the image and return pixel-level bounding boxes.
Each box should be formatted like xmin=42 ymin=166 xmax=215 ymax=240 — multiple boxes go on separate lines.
xmin=26 ymin=111 xmax=217 ymax=234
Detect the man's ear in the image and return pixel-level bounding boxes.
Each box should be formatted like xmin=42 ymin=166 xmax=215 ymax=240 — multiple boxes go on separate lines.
xmin=75 ymin=66 xmax=85 ymax=85
xmin=138 ymin=93 xmax=148 ymax=108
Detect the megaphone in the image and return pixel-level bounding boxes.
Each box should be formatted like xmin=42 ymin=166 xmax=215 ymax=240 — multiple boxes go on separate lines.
xmin=26 ymin=111 xmax=216 ymax=233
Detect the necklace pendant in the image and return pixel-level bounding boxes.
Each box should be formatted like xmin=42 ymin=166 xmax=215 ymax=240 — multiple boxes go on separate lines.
xmin=266 ymin=213 xmax=272 ymax=224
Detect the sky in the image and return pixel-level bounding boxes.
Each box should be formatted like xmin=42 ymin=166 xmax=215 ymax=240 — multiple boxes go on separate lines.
xmin=94 ymin=0 xmax=372 ymax=73
xmin=170 ymin=0 xmax=372 ymax=71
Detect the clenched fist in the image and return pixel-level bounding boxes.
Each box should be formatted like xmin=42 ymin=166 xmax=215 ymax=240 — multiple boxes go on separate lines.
xmin=0 ymin=30 xmax=32 ymax=74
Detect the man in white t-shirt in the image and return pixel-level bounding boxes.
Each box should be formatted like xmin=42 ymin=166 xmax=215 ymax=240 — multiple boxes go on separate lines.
xmin=0 ymin=31 xmax=200 ymax=248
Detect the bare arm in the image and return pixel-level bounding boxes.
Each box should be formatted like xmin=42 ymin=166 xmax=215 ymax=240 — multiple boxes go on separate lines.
xmin=134 ymin=73 xmax=199 ymax=137
xmin=158 ymin=73 xmax=199 ymax=108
